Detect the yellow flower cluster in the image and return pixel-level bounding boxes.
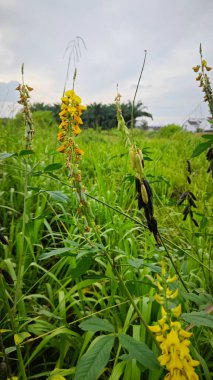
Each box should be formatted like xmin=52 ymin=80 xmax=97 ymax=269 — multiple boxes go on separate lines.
xmin=192 ymin=47 xmax=213 ymax=112
xmin=57 ymin=89 xmax=87 ymax=159
xmin=57 ymin=88 xmax=93 ymax=230
xmin=149 ymin=264 xmax=200 ymax=380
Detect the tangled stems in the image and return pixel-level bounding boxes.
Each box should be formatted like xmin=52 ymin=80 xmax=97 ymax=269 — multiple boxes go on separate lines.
xmin=115 ymin=93 xmax=161 ymax=245
xmin=57 ymin=88 xmax=160 ymax=350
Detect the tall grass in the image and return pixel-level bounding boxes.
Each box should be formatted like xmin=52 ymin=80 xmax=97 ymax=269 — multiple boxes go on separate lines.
xmin=0 ymin=78 xmax=212 ymax=379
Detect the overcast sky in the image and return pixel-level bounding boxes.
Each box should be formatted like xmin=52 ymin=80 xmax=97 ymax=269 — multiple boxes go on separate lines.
xmin=0 ymin=0 xmax=212 ymax=125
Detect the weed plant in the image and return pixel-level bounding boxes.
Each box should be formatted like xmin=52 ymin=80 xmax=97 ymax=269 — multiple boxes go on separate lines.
xmin=0 ymin=49 xmax=212 ymax=380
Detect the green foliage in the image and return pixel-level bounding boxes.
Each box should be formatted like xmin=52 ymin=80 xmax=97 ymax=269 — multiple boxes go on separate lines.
xmin=0 ymin=115 xmax=212 ymax=380
xmin=74 ymin=335 xmax=115 ymax=380
xmin=156 ymin=124 xmax=183 ymax=137
xmin=30 ymin=100 xmax=152 ymax=130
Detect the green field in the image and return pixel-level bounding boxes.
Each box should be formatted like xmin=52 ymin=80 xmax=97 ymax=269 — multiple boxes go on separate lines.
xmin=0 ymin=114 xmax=213 ymax=379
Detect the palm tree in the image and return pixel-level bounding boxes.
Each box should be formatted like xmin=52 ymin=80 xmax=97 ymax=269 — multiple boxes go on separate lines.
xmin=121 ymin=100 xmax=152 ymax=128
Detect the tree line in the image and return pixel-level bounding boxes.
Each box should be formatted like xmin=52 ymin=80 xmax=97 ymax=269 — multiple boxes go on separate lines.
xmin=31 ymin=101 xmax=153 ymax=129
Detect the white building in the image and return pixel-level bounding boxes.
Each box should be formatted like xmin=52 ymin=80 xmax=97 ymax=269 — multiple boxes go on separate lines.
xmin=182 ymin=118 xmax=212 ymax=132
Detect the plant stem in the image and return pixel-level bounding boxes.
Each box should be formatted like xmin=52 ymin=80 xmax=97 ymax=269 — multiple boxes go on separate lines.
xmin=13 ymin=159 xmax=28 ymax=317
xmin=131 ymin=50 xmax=147 ymax=130
xmin=0 ymin=275 xmax=27 ymax=380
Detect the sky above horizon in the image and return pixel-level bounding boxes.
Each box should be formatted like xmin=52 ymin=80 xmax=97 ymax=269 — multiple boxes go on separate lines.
xmin=0 ymin=0 xmax=212 ymax=125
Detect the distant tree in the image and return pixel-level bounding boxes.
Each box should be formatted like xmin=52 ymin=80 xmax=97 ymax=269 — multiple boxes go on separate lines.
xmin=31 ymin=100 xmax=152 ymax=130
xmin=82 ymin=101 xmax=152 ymax=130
xmin=31 ymin=103 xmax=60 ymax=123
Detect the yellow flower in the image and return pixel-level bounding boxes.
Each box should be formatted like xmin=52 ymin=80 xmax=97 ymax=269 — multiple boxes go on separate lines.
xmin=59 ymin=109 xmax=68 ymax=117
xmin=75 ymin=148 xmax=84 ymax=155
xmin=167 ymin=288 xmax=179 ymax=300
xmin=171 ymin=304 xmax=182 ymax=318
xmin=59 ymin=121 xmax=69 ymax=130
xmin=64 ymin=89 xmax=82 ymax=104
xmin=68 ymin=106 xmax=77 ymax=115
xmin=155 ymin=293 xmax=164 ymax=304
xmin=73 ymin=115 xmax=83 ymax=124
xmin=178 ymin=329 xmax=192 ymax=339
xmin=166 ymin=274 xmax=178 ymax=284
xmin=73 ymin=125 xmax=81 ymax=136
xmin=77 ymin=104 xmax=87 ymax=111
xmin=57 ymin=145 xmax=66 ymax=153
xmin=192 ymin=65 xmax=200 ymax=72
xmin=57 ymin=131 xmax=65 ymax=141
xmin=149 ymin=324 xmax=161 ymax=333
xmin=161 ymin=329 xmax=180 ymax=352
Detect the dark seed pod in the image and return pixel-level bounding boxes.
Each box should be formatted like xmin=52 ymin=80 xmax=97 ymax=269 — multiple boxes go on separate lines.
xmin=187 ymin=176 xmax=191 ymax=184
xmin=177 ymin=197 xmax=185 ymax=205
xmin=183 ymin=205 xmax=189 ymax=216
xmin=183 ymin=213 xmax=188 ymax=221
xmin=192 ymin=218 xmax=199 ymax=227
xmin=137 ymin=194 xmax=144 ymax=210
xmin=150 ymin=216 xmax=158 ymax=235
xmin=135 ymin=177 xmax=141 ymax=194
xmin=180 ymin=191 xmax=188 ymax=200
xmin=143 ymin=180 xmax=154 ymax=214
xmin=207 ymin=161 xmax=213 ymax=175
xmin=206 ymin=147 xmax=213 ymax=161
xmin=135 ymin=178 xmax=145 ymax=210
xmin=187 ymin=160 xmax=192 ymax=174
xmin=188 ymin=197 xmax=197 ymax=208
xmin=188 ymin=191 xmax=197 ymax=201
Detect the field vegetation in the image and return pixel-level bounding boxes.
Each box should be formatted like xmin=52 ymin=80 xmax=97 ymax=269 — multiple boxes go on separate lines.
xmin=0 ymin=45 xmax=213 ymax=380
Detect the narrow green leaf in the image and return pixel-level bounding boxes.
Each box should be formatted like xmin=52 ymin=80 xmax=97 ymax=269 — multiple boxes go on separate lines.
xmin=19 ymin=149 xmax=34 ymax=156
xmin=45 ymin=191 xmax=70 ymax=203
xmin=181 ymin=311 xmax=213 ymax=328
xmin=70 ymin=256 xmax=94 ymax=279
xmin=39 ymin=247 xmax=76 ymax=260
xmin=118 ymin=333 xmax=160 ymax=370
xmin=190 ymin=346 xmax=212 ymax=380
xmin=14 ymin=331 xmax=31 ymax=345
xmin=74 ymin=335 xmax=114 ymax=380
xmin=5 ymin=346 xmax=16 ymax=354
xmin=202 ymin=134 xmax=213 ymax=141
xmin=191 ymin=140 xmax=212 ymax=157
xmin=44 ymin=163 xmax=63 ymax=172
xmin=109 ymin=361 xmax=126 ymax=380
xmin=79 ymin=316 xmax=115 ymax=333
xmin=128 ymin=258 xmax=161 ymax=274
xmin=26 ymin=327 xmax=79 ymax=366
xmin=0 ymin=152 xmax=16 ymax=159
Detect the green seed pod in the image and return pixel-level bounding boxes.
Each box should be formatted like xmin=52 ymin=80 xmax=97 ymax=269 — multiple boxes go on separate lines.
xmin=141 ymin=183 xmax=149 ymax=204
xmin=129 ymin=146 xmax=136 ymax=170
xmin=135 ymin=153 xmax=144 ymax=180
xmin=137 ymin=148 xmax=144 ymax=168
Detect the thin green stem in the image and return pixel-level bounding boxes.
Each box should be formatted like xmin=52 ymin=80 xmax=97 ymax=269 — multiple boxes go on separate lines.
xmin=0 ymin=275 xmax=27 ymax=380
xmin=13 ymin=159 xmax=28 ymax=317
xmin=42 ymin=174 xmax=213 ymax=273
xmin=159 ymin=233 xmax=189 ymax=293
xmin=131 ymin=50 xmax=147 ymax=130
